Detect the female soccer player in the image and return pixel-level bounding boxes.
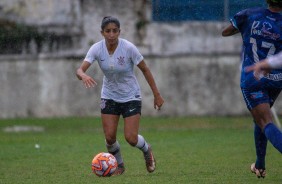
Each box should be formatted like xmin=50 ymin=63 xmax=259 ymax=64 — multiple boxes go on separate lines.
xmin=222 ymin=0 xmax=282 ymax=178
xmin=76 ymin=16 xmax=164 ymax=175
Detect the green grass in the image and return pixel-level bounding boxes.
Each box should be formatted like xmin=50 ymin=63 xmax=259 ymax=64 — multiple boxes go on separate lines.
xmin=0 ymin=116 xmax=281 ymax=184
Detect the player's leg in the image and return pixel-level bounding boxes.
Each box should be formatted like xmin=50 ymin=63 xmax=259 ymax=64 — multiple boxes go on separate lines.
xmin=250 ymin=104 xmax=271 ymax=178
xmin=264 ymin=122 xmax=282 ymax=153
xmin=251 ymin=122 xmax=267 ymax=178
xmin=100 ymin=99 xmax=125 ymax=175
xmin=122 ymin=101 xmax=156 ymax=173
xmin=248 ymin=88 xmax=282 ymax=177
xmin=124 ymin=114 xmax=156 ymax=173
xmin=253 ymin=122 xmax=267 ymax=170
xmin=249 ymin=102 xmax=282 ymax=178
xmin=250 ymin=88 xmax=282 ymax=154
xmin=122 ymin=100 xmax=142 ymax=147
xmin=241 ymin=88 xmax=269 ymax=178
xmin=263 ymin=89 xmax=282 ymax=154
xmin=102 ymin=114 xmax=125 ymax=176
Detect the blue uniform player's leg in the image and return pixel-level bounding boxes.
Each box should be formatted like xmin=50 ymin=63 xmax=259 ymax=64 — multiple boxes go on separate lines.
xmin=263 ymin=88 xmax=282 ymax=154
xmin=253 ymin=123 xmax=267 ymax=169
xmin=264 ymin=123 xmax=282 ymax=153
xmin=251 ymin=123 xmax=267 ymax=178
xmin=243 ymin=87 xmax=282 ymax=178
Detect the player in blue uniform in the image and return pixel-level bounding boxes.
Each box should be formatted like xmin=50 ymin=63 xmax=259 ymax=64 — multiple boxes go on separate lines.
xmin=222 ymin=0 xmax=282 ymax=178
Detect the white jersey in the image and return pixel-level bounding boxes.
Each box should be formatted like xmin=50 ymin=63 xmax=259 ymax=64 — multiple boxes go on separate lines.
xmin=84 ymin=38 xmax=143 ymax=102
xmin=268 ymin=51 xmax=282 ymax=69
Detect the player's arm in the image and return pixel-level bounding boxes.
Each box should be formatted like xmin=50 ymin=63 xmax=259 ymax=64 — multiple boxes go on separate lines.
xmin=246 ymin=59 xmax=272 ymax=71
xmin=267 ymin=52 xmax=282 ymax=69
xmin=137 ymin=60 xmax=164 ymax=110
xmin=222 ymin=24 xmax=239 ymax=37
xmin=245 ymin=52 xmax=282 ymax=80
xmin=245 ymin=59 xmax=271 ymax=80
xmin=76 ymin=61 xmax=97 ymax=88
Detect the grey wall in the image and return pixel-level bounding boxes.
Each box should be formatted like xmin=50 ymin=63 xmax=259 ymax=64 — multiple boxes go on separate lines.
xmin=0 ymin=54 xmax=246 ymax=118
xmin=1 ymin=0 xmax=281 ymax=118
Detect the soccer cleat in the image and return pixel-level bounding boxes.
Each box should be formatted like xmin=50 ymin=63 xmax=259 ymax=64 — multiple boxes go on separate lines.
xmin=143 ymin=145 xmax=156 ymax=173
xmin=112 ymin=163 xmax=125 ymax=176
xmin=251 ymin=163 xmax=266 ymax=178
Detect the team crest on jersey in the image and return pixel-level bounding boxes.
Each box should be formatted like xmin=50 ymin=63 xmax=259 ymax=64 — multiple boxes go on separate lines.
xmin=117 ymin=56 xmax=125 ymax=65
xmin=100 ymin=99 xmax=106 ymax=109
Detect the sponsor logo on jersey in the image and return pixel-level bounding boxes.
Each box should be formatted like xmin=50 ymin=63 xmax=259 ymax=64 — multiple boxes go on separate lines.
xmin=251 ymin=21 xmax=280 ymax=40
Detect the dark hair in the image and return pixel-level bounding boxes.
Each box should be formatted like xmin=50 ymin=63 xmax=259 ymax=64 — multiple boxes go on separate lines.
xmin=267 ymin=0 xmax=282 ymax=8
xmin=101 ymin=16 xmax=120 ymax=30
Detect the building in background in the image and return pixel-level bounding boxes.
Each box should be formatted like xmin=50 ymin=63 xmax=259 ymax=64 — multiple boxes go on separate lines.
xmin=1 ymin=0 xmax=278 ymax=118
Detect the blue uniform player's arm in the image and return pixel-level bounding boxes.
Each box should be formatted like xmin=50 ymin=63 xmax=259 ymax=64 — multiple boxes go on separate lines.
xmin=222 ymin=24 xmax=239 ymax=37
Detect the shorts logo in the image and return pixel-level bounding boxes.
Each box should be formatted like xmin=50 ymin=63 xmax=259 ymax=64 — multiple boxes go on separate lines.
xmin=250 ymin=91 xmax=263 ymax=99
xmin=100 ymin=99 xmax=106 ymax=109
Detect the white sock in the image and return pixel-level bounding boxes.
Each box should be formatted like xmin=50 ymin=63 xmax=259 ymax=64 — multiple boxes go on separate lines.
xmin=135 ymin=135 xmax=149 ymax=152
xmin=106 ymin=141 xmax=123 ymax=165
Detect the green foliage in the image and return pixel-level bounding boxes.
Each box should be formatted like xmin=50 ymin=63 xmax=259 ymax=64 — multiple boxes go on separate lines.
xmin=0 ymin=19 xmax=43 ymax=54
xmin=0 ymin=116 xmax=281 ymax=184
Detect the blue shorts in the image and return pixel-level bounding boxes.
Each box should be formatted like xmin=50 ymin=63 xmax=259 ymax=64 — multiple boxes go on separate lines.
xmin=100 ymin=99 xmax=141 ymax=118
xmin=241 ymin=87 xmax=281 ymax=110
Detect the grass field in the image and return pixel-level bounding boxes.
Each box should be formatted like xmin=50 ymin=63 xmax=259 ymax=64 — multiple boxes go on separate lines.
xmin=0 ymin=116 xmax=281 ymax=184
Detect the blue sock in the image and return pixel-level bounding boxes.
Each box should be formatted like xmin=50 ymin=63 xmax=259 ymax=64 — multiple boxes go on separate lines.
xmin=264 ymin=123 xmax=282 ymax=154
xmin=254 ymin=123 xmax=267 ymax=169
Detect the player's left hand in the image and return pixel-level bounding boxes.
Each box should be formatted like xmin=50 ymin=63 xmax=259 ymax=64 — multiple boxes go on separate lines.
xmin=154 ymin=94 xmax=164 ymax=110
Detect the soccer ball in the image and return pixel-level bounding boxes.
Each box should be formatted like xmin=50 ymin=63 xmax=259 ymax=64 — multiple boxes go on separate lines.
xmin=91 ymin=152 xmax=118 ymax=177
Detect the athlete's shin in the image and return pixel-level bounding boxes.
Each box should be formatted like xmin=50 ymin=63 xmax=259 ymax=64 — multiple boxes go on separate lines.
xmin=135 ymin=135 xmax=149 ymax=152
xmin=264 ymin=123 xmax=282 ymax=154
xmin=106 ymin=141 xmax=124 ymax=165
xmin=254 ymin=123 xmax=267 ymax=169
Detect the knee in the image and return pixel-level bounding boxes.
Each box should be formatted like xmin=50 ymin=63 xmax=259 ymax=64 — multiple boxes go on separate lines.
xmin=255 ymin=119 xmax=271 ymax=130
xmin=124 ymin=133 xmax=138 ymax=146
xmin=105 ymin=135 xmax=116 ymax=145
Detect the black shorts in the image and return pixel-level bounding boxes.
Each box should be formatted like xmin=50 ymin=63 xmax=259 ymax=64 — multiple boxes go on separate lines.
xmin=100 ymin=99 xmax=142 ymax=118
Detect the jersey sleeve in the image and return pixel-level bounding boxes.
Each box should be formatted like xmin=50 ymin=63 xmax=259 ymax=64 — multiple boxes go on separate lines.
xmin=230 ymin=9 xmax=248 ymax=31
xmin=129 ymin=44 xmax=144 ymax=65
xmin=84 ymin=44 xmax=98 ymax=64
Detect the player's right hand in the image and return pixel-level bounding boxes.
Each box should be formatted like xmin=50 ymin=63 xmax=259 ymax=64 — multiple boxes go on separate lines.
xmin=82 ymin=75 xmax=97 ymax=88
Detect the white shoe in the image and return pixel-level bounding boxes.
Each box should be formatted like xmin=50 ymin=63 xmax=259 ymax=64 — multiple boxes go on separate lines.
xmin=251 ymin=163 xmax=266 ymax=178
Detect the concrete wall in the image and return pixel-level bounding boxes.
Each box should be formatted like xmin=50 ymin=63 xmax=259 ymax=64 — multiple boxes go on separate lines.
xmin=1 ymin=0 xmax=282 ymax=118
xmin=0 ymin=54 xmax=246 ymax=118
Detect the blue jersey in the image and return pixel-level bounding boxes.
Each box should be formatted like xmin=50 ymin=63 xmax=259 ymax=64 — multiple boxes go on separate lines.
xmin=231 ymin=7 xmax=282 ymax=88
